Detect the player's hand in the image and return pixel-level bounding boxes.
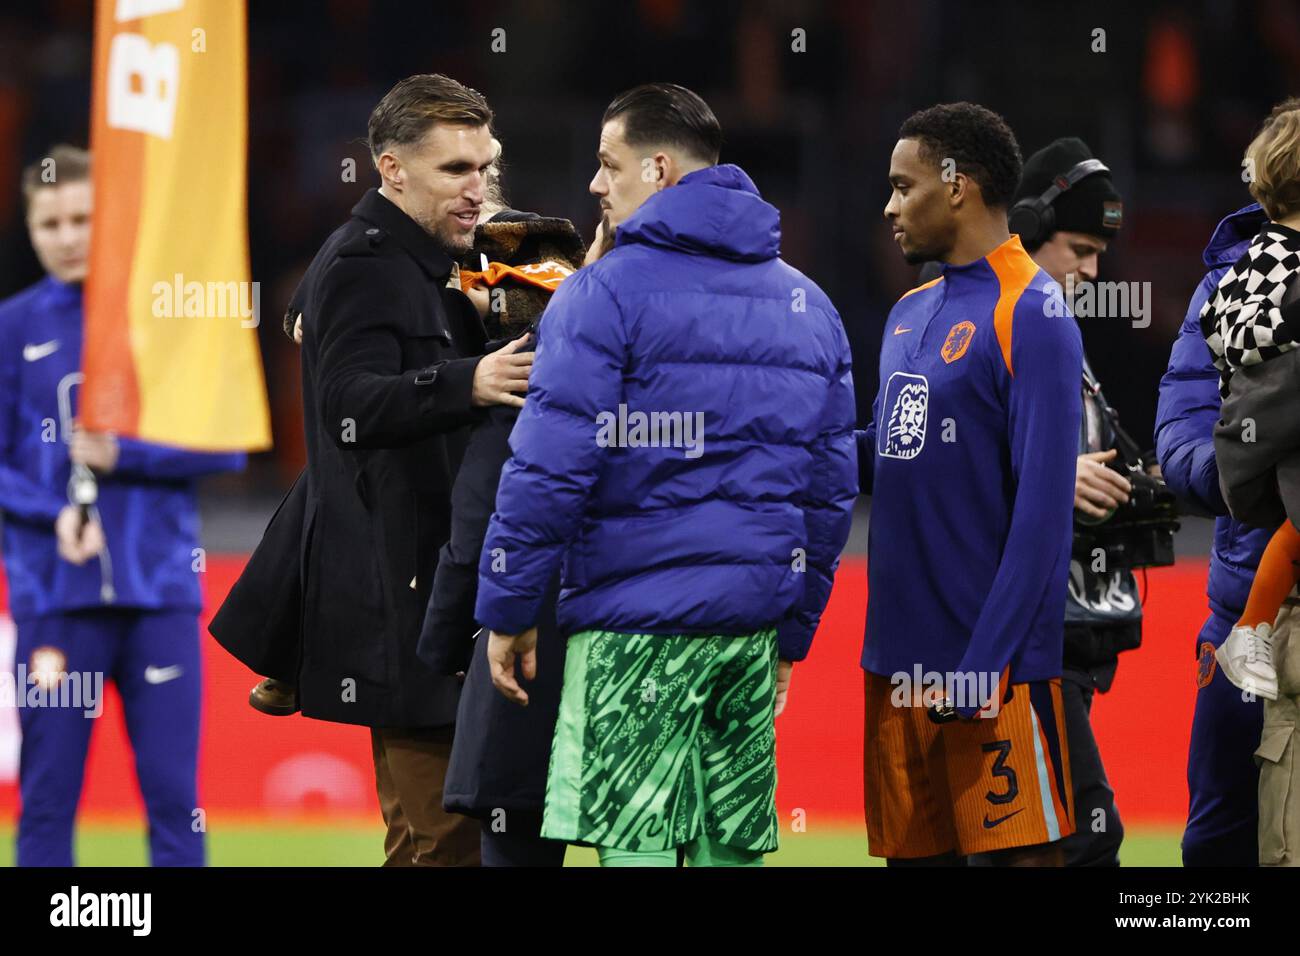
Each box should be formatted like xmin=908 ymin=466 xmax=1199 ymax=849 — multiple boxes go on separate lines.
xmin=55 ymin=504 xmax=104 ymax=565
xmin=472 ymin=334 xmax=533 ymax=409
xmin=774 ymin=659 xmax=794 ymax=717
xmin=68 ymin=426 xmax=119 ymax=474
xmin=488 ymin=627 xmax=538 ymax=706
xmin=293 ymin=313 xmax=303 ymax=345
xmin=1075 ymin=449 xmax=1131 ymax=518
xmin=583 ymin=217 xmax=613 ymax=267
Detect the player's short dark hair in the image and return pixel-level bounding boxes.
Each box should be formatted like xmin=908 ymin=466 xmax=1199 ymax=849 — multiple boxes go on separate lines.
xmin=368 ymin=73 xmax=493 ymax=167
xmin=603 ymin=83 xmax=722 ymax=165
xmin=899 ymin=102 xmax=1023 ymax=208
xmin=21 ymin=144 xmax=90 ymax=213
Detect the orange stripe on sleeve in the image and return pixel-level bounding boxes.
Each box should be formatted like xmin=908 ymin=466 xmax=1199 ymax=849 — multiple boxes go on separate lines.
xmin=985 ymin=236 xmax=1040 ymax=376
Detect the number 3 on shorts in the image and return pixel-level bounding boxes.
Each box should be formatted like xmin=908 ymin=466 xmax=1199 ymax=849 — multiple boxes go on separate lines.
xmin=982 ymin=739 xmax=1019 ymax=805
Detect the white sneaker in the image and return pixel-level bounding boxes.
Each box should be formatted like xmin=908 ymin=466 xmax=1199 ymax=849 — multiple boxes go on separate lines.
xmin=1215 ymin=623 xmax=1279 ymax=700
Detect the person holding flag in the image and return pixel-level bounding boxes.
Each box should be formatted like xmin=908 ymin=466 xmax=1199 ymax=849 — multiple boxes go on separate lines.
xmin=0 ymin=146 xmax=246 ymax=866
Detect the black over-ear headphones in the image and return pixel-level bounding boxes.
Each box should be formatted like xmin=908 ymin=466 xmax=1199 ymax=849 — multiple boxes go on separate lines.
xmin=1008 ymin=158 xmax=1110 ymax=248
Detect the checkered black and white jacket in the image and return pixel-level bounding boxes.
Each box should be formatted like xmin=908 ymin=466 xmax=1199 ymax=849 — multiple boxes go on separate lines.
xmin=1201 ymin=222 xmax=1300 ymax=399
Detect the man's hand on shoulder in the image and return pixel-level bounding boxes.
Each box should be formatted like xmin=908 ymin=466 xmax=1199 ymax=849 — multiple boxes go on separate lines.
xmin=472 ymin=333 xmax=533 ymax=409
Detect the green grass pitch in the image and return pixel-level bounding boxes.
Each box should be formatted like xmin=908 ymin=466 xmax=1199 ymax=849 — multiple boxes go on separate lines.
xmin=0 ymin=821 xmax=1184 ymax=866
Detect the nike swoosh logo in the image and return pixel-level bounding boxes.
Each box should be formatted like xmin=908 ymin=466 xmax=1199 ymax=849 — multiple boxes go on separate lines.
xmin=144 ymin=665 xmax=184 ymax=685
xmin=982 ymin=808 xmax=1024 ymax=829
xmin=893 ymin=325 xmax=912 ymax=335
xmin=22 ymin=340 xmax=60 ymax=361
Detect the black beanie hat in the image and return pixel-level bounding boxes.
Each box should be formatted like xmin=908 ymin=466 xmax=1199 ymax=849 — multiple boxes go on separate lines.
xmin=1013 ymin=137 xmax=1123 ymax=243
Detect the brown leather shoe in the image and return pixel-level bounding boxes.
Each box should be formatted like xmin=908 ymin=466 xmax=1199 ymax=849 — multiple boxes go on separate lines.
xmin=249 ymin=678 xmax=299 ymax=716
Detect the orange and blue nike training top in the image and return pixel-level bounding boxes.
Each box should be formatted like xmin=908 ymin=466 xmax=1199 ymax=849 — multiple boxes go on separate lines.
xmin=860 ymin=235 xmax=1082 ymax=710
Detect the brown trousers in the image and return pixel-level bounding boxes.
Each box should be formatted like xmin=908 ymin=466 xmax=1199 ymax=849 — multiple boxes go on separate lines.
xmin=370 ymin=726 xmax=481 ymax=866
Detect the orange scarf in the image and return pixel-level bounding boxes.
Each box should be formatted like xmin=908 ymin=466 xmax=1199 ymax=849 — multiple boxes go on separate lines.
xmin=460 ymin=259 xmax=575 ymax=294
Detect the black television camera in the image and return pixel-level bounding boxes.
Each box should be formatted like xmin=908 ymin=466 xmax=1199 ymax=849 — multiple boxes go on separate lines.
xmin=1072 ymin=372 xmax=1181 ymax=570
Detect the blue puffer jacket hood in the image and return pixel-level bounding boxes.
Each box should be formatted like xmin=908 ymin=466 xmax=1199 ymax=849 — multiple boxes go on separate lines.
xmin=475 ymin=163 xmax=858 ymax=661
xmin=1156 ymin=202 xmax=1272 ymax=618
xmin=1203 ymin=202 xmax=1267 ymax=269
xmin=615 ymin=164 xmax=781 ymax=262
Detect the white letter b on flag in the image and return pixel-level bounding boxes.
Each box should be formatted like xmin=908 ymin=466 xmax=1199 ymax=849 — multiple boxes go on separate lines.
xmin=107 ymin=33 xmax=179 ymax=139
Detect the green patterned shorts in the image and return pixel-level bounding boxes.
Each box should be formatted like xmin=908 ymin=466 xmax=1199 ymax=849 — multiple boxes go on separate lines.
xmin=541 ymin=628 xmax=780 ymax=854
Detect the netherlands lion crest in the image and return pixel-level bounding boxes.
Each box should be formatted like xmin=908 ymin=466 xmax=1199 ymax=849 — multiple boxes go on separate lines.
xmin=1196 ymin=640 xmax=1217 ymax=689
xmin=941 ymin=321 xmax=976 ymax=364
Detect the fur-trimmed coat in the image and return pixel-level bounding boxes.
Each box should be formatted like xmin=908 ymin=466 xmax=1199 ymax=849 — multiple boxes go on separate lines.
xmin=418 ymin=209 xmax=584 ymax=817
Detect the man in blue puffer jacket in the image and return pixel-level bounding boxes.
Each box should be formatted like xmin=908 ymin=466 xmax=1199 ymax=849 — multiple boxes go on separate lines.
xmin=1155 ymin=201 xmax=1270 ymax=866
xmin=475 ymin=83 xmax=857 ymax=867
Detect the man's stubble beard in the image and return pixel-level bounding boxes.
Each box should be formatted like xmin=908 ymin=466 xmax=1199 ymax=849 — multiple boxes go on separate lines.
xmin=437 ymin=225 xmax=475 ymax=256
xmin=413 ymin=204 xmax=476 ymax=256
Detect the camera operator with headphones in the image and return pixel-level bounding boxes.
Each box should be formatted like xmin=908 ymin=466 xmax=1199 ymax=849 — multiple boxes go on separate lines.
xmin=1009 ymin=138 xmax=1179 ymax=866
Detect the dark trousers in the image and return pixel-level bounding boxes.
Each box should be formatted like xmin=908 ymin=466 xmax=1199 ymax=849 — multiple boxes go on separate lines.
xmin=479 ymin=812 xmax=567 ymax=867
xmin=1057 ymin=676 xmax=1123 ymax=866
xmin=371 ymin=726 xmax=481 ymax=866
xmin=15 ymin=609 xmax=203 ymax=867
xmin=1183 ymin=610 xmax=1263 ymax=866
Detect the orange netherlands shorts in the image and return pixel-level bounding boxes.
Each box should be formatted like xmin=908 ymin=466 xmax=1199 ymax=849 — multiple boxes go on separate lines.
xmin=863 ymin=669 xmax=1074 ymax=859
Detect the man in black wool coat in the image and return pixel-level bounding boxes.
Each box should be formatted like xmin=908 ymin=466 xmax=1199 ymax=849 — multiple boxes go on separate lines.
xmin=217 ymin=73 xmax=534 ymax=867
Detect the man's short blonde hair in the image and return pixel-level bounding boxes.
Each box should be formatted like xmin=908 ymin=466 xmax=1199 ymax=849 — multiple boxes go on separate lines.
xmin=1245 ymin=98 xmax=1300 ymax=221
